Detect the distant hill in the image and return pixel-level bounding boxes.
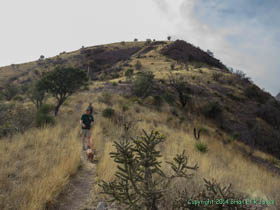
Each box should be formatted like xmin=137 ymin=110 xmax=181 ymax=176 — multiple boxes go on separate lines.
xmin=0 ymin=40 xmax=280 ymax=159
xmin=276 ymin=92 xmax=280 ymax=101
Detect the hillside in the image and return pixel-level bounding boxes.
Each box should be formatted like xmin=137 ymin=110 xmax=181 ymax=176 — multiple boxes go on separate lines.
xmin=1 ymin=40 xmax=280 ymax=210
xmin=1 ymin=40 xmax=279 ymax=159
xmin=276 ymin=92 xmax=280 ymax=101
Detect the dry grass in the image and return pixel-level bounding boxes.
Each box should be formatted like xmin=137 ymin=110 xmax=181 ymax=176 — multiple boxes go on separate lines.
xmin=0 ymin=123 xmax=81 ymax=210
xmin=89 ymin=92 xmax=280 ymax=205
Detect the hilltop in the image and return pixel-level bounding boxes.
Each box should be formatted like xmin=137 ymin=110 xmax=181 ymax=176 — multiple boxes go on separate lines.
xmin=1 ymin=40 xmax=280 ymax=210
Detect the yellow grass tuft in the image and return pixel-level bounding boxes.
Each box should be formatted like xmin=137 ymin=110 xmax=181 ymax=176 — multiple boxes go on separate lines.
xmin=0 ymin=124 xmax=81 ymax=210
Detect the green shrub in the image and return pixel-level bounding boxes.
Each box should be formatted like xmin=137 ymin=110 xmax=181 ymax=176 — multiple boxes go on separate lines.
xmin=112 ymin=82 xmax=118 ymax=86
xmin=179 ymin=116 xmax=185 ymax=123
xmin=153 ymin=95 xmax=163 ymax=109
xmin=245 ymin=85 xmax=268 ymax=104
xmin=202 ymin=102 xmax=222 ymax=119
xmin=13 ymin=95 xmax=24 ymax=101
xmin=135 ymin=61 xmax=142 ymax=70
xmin=132 ymin=71 xmax=155 ymax=98
xmin=35 ymin=104 xmax=55 ymax=127
xmin=102 ymin=108 xmax=115 ymax=118
xmin=162 ymin=92 xmax=175 ymax=105
xmin=35 ymin=114 xmax=55 ymax=127
xmin=195 ymin=142 xmax=208 ymax=153
xmin=99 ymin=130 xmax=198 ymax=209
xmin=1 ymin=83 xmax=19 ymax=101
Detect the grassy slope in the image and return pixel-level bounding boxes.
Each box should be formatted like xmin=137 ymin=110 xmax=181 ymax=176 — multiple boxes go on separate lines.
xmin=0 ymin=41 xmax=280 ymax=209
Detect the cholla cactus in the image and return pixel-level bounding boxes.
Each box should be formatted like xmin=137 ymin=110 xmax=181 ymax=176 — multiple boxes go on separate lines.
xmin=99 ymin=129 xmax=198 ymax=210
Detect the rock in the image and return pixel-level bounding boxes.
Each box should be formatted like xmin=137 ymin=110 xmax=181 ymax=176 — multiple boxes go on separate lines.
xmin=96 ymin=201 xmax=107 ymax=210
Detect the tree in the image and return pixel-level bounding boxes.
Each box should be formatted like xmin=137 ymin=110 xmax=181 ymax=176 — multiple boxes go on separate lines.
xmin=37 ymin=66 xmax=88 ymax=116
xmin=27 ymin=81 xmax=46 ymax=110
xmin=167 ymin=36 xmax=171 ymax=41
xmin=168 ymin=72 xmax=192 ymax=108
xmin=206 ymin=49 xmax=214 ymax=57
xmin=134 ymin=38 xmax=138 ymax=42
xmin=132 ymin=71 xmax=155 ymax=98
xmin=99 ymin=130 xmax=198 ymax=210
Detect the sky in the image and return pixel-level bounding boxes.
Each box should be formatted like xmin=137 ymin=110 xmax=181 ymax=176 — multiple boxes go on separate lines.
xmin=0 ymin=0 xmax=279 ymax=95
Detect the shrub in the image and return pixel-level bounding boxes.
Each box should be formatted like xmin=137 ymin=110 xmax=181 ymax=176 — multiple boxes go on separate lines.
xmin=99 ymin=130 xmax=198 ymax=209
xmin=195 ymin=142 xmax=208 ymax=153
xmin=102 ymin=108 xmax=115 ymax=118
xmin=245 ymin=85 xmax=268 ymax=104
xmin=98 ymin=91 xmax=112 ymax=105
xmin=168 ymin=73 xmax=192 ymax=108
xmin=162 ymin=92 xmax=175 ymax=105
xmin=173 ymin=179 xmax=249 ymax=210
xmin=153 ymin=95 xmax=163 ymax=110
xmin=125 ymin=68 xmax=134 ymax=81
xmin=145 ymin=39 xmax=152 ymax=45
xmin=170 ymin=63 xmax=175 ymax=70
xmin=112 ymin=82 xmax=118 ymax=86
xmin=212 ymin=72 xmax=223 ymax=81
xmin=132 ymin=71 xmax=155 ymax=98
xmin=1 ymin=83 xmax=19 ymax=101
xmin=27 ymin=81 xmax=46 ymax=109
xmin=202 ymin=101 xmax=222 ymax=119
xmin=0 ymin=103 xmax=36 ymax=137
xmin=135 ymin=60 xmax=142 ymax=70
xmin=35 ymin=104 xmax=55 ymax=127
xmin=13 ymin=95 xmax=24 ymax=101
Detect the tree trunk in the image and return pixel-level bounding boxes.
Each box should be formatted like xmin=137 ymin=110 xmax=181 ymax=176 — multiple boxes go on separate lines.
xmin=54 ymin=100 xmax=63 ymax=116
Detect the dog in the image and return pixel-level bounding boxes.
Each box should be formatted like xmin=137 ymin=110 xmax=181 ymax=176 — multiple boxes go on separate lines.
xmin=86 ymin=147 xmax=94 ymax=162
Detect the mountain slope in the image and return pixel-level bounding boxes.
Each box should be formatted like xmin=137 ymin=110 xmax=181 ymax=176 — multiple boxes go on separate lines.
xmin=276 ymin=92 xmax=280 ymax=101
xmin=1 ymin=40 xmax=280 ymax=209
xmin=0 ymin=40 xmax=280 ymax=159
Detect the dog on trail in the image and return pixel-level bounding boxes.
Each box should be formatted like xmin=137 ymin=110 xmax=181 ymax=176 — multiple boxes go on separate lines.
xmin=86 ymin=147 xmax=94 ymax=162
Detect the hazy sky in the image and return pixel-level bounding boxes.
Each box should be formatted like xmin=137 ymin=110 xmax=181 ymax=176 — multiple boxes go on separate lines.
xmin=0 ymin=0 xmax=279 ymax=95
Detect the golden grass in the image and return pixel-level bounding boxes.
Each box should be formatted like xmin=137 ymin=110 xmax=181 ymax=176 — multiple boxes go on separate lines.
xmin=0 ymin=123 xmax=81 ymax=210
xmin=88 ymin=93 xmax=280 ymax=204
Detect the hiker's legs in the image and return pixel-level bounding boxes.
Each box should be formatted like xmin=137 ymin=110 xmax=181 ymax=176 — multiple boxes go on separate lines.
xmin=81 ymin=129 xmax=90 ymax=150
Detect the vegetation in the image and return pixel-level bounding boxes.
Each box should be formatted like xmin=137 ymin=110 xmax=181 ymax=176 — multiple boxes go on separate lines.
xmin=168 ymin=72 xmax=192 ymax=108
xmin=37 ymin=67 xmax=88 ymax=116
xmin=102 ymin=107 xmax=115 ymax=118
xmin=132 ymin=71 xmax=155 ymax=98
xmin=27 ymin=81 xmax=46 ymax=110
xmin=125 ymin=68 xmax=134 ymax=81
xmin=1 ymin=40 xmax=280 ymax=210
xmin=135 ymin=60 xmax=142 ymax=70
xmin=202 ymin=101 xmax=222 ymax=119
xmin=195 ymin=142 xmax=208 ymax=153
xmin=99 ymin=130 xmax=198 ymax=210
xmin=0 ymin=83 xmax=19 ymax=101
xmin=35 ymin=104 xmax=55 ymax=127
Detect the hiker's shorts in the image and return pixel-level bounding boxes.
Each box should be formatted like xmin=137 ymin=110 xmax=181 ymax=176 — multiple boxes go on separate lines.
xmin=80 ymin=129 xmax=91 ymax=138
xmin=80 ymin=129 xmax=91 ymax=150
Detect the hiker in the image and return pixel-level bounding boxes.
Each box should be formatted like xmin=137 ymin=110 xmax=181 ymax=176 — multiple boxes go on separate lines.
xmin=80 ymin=108 xmax=94 ymax=151
xmin=87 ymin=103 xmax=94 ymax=115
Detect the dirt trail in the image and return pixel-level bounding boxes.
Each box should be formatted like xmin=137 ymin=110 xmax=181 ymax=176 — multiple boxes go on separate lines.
xmin=48 ymin=161 xmax=96 ymax=210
